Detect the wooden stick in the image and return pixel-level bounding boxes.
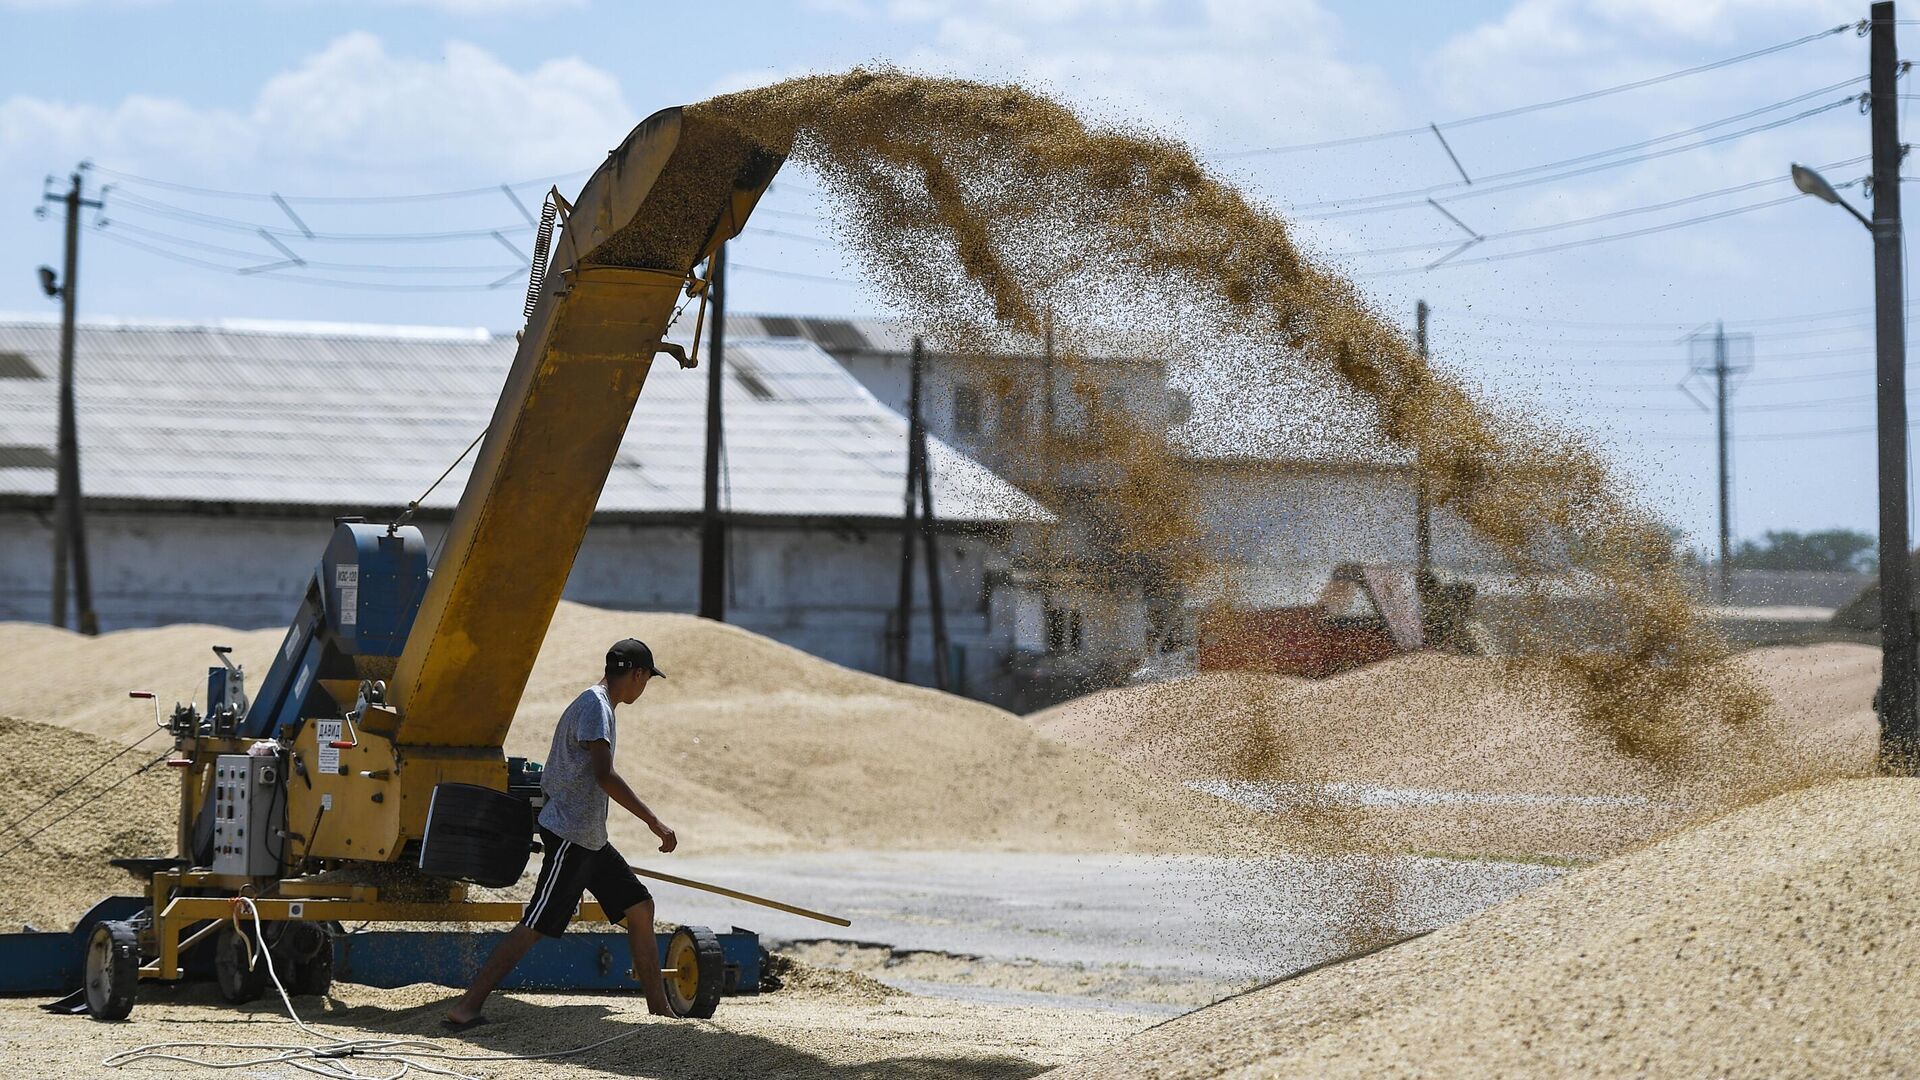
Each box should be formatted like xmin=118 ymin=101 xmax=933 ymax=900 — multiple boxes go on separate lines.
xmin=628 ymin=865 xmax=851 ymax=927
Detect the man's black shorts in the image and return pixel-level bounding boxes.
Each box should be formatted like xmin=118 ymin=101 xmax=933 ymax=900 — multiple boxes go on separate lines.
xmin=520 ymin=827 xmax=652 ymax=938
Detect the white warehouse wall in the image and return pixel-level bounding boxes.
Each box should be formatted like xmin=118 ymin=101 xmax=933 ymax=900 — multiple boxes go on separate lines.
xmin=0 ymin=509 xmax=1013 ymax=699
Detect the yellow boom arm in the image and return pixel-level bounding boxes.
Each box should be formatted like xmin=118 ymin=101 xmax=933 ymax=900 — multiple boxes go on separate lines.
xmin=387 ymin=106 xmax=779 ymax=748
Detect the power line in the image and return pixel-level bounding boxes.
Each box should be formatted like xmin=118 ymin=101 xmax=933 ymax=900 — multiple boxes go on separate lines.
xmin=1219 ymin=23 xmax=1854 ymax=157
xmin=1479 ymin=301 xmax=1920 ymax=332
xmin=1291 ymin=78 xmax=1867 ymax=213
xmin=1336 ymin=158 xmax=1868 ymax=260
xmin=1362 ymin=192 xmax=1809 ymax=276
xmin=1440 ymin=310 xmax=1883 ymax=349
xmin=110 ymin=189 xmax=535 ymax=244
xmin=729 ymin=261 xmax=859 ymax=286
xmin=104 ymin=219 xmax=523 ymax=275
xmin=92 ymin=165 xmax=586 ymax=205
xmin=1304 ymin=96 xmax=1861 ymax=221
xmin=93 ymin=228 xmax=526 ymax=292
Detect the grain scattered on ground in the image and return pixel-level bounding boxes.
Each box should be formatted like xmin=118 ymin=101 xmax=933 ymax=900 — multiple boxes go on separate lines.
xmin=1050 ymin=778 xmax=1920 ymax=1079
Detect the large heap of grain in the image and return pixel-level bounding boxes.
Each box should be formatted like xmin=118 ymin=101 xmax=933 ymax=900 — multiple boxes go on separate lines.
xmin=692 ymin=73 xmax=1765 ymax=760
xmin=1050 ymin=777 xmax=1920 ymax=1079
xmin=0 ymin=600 xmax=1286 ymax=928
xmin=0 ymin=717 xmax=176 ymax=929
xmin=1029 ymin=644 xmax=1879 ymax=856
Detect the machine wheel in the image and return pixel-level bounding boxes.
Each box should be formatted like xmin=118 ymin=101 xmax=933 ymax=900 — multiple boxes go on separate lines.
xmin=663 ymin=925 xmax=724 ymax=1019
xmin=214 ymin=922 xmax=265 ymax=1004
xmin=283 ymin=923 xmax=334 ymax=997
xmin=83 ymin=920 xmax=139 ymax=1021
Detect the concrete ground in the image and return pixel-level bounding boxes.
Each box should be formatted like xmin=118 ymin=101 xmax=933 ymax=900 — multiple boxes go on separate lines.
xmin=643 ymin=851 xmax=1566 ymax=1010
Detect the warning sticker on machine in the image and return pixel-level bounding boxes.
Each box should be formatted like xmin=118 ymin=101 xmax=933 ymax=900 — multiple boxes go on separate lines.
xmin=339 ymin=588 xmax=358 ymax=625
xmin=316 ymin=720 xmax=343 ymax=772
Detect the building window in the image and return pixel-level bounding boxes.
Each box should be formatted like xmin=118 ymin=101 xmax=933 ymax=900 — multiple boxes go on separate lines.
xmin=1045 ymin=606 xmax=1084 ymax=653
xmin=953 ymin=384 xmax=984 ymax=436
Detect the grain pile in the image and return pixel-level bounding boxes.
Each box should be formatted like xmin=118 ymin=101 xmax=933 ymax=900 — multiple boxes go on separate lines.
xmin=1030 ymin=643 xmax=1879 ymax=857
xmin=0 ymin=600 xmax=1286 ymax=929
xmin=1050 ymin=778 xmax=1920 ymax=1079
xmin=693 ymin=73 xmax=1765 ymax=759
xmin=0 ymin=717 xmax=175 ymax=929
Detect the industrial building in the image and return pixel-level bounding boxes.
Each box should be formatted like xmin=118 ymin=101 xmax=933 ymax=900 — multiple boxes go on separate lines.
xmin=0 ymin=316 xmax=1046 ymax=703
xmin=720 ymin=314 xmax=1495 ymax=700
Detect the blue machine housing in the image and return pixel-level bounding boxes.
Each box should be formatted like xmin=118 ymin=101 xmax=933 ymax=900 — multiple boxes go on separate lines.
xmin=241 ymin=521 xmax=429 ymax=740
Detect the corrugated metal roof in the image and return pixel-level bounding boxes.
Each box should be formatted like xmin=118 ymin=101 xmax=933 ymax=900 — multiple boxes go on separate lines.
xmin=721 ymin=313 xmax=1401 ymax=467
xmin=0 ymin=318 xmax=1047 ymax=524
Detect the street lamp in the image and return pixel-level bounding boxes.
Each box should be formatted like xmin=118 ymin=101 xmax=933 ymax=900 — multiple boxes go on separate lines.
xmin=1792 ymin=148 xmax=1915 ymax=770
xmin=1791 ymin=163 xmax=1872 ymax=229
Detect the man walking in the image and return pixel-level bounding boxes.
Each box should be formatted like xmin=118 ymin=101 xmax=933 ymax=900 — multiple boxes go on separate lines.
xmin=445 ymin=638 xmax=679 ymax=1029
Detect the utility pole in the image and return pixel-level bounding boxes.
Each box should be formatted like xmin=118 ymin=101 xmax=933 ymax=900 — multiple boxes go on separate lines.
xmin=1681 ymin=321 xmax=1751 ymax=604
xmin=914 ymin=338 xmax=951 ymax=691
xmin=698 ymin=246 xmax=727 ymax=622
xmin=894 ymin=339 xmax=924 ymax=681
xmin=1413 ymin=301 xmax=1433 ymax=585
xmin=1714 ymin=322 xmax=1733 ymax=601
xmin=40 ymin=168 xmax=103 ymax=635
xmin=1869 ymin=0 xmax=1916 ymax=765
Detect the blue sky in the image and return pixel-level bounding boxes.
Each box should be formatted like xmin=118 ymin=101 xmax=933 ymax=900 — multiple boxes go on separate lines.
xmin=0 ymin=0 xmax=1893 ymax=551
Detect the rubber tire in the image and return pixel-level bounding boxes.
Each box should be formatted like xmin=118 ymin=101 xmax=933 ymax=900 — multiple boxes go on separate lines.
xmin=284 ymin=923 xmax=334 ymax=997
xmin=214 ymin=922 xmax=265 ymax=1004
xmin=83 ymin=920 xmax=139 ymax=1021
xmin=664 ymin=925 xmax=725 ymax=1019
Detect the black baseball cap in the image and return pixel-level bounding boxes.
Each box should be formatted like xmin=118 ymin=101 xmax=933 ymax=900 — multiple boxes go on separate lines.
xmin=608 ymin=638 xmax=666 ymax=678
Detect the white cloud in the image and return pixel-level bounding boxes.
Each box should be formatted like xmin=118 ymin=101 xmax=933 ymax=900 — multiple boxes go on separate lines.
xmin=855 ymin=0 xmax=1403 ymax=151
xmin=0 ymin=32 xmax=632 ymax=180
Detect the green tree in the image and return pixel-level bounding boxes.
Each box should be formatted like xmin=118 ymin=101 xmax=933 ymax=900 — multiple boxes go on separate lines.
xmin=1731 ymin=529 xmax=1876 ymax=573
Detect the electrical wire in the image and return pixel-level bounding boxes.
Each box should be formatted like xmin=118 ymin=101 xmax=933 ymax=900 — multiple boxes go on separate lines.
xmin=105 ymin=219 xmax=524 ymax=275
xmin=1304 ymin=96 xmax=1861 ymax=221
xmin=92 ymin=166 xmax=587 ymax=205
xmin=110 ymin=190 xmax=535 ymax=244
xmin=1335 ymin=158 xmax=1869 ymax=260
xmin=0 ymin=726 xmax=163 ymax=839
xmin=1481 ymin=302 xmax=1920 ymax=332
xmin=1289 ymin=78 xmax=1868 ymax=212
xmin=93 ymin=228 xmax=527 ymax=293
xmin=1218 ymin=23 xmax=1855 ymax=157
xmin=103 ymin=898 xmax=663 ymax=1078
xmin=1362 ymin=192 xmax=1809 ymax=275
xmin=1441 ymin=316 xmax=1881 ymax=348
xmin=729 ymin=261 xmax=859 ymax=286
xmin=0 ymin=747 xmax=174 ymax=863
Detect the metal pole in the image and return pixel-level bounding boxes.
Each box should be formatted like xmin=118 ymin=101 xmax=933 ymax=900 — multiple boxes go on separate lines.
xmin=48 ymin=175 xmax=76 ymax=629
xmin=698 ymin=247 xmax=727 ymax=622
xmin=915 ymin=339 xmax=951 ymax=690
xmin=1414 ymin=301 xmax=1433 ymax=583
xmin=1715 ymin=320 xmax=1732 ymax=603
xmin=894 ymin=339 xmax=923 ymax=681
xmin=1041 ymin=310 xmax=1056 ymax=438
xmin=48 ymin=171 xmax=99 ymax=634
xmin=1870 ymin=0 xmax=1917 ymax=766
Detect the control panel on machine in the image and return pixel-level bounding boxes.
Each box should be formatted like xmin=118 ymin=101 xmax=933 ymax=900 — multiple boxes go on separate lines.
xmin=210 ymin=754 xmax=284 ymax=877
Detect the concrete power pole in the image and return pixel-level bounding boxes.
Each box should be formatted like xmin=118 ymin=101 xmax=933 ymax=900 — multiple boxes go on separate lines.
xmin=1682 ymin=321 xmax=1750 ymax=604
xmin=1714 ymin=321 xmax=1733 ymax=601
xmin=698 ymin=246 xmax=728 ymax=622
xmin=40 ymin=169 xmax=103 ymax=635
xmin=894 ymin=338 xmax=924 ymax=681
xmin=1413 ymin=301 xmax=1433 ymax=584
xmin=1869 ymin=0 xmax=1916 ymax=765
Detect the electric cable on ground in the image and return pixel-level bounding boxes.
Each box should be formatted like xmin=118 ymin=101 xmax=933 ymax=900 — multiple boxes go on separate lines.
xmin=104 ymin=898 xmax=672 ymax=1079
